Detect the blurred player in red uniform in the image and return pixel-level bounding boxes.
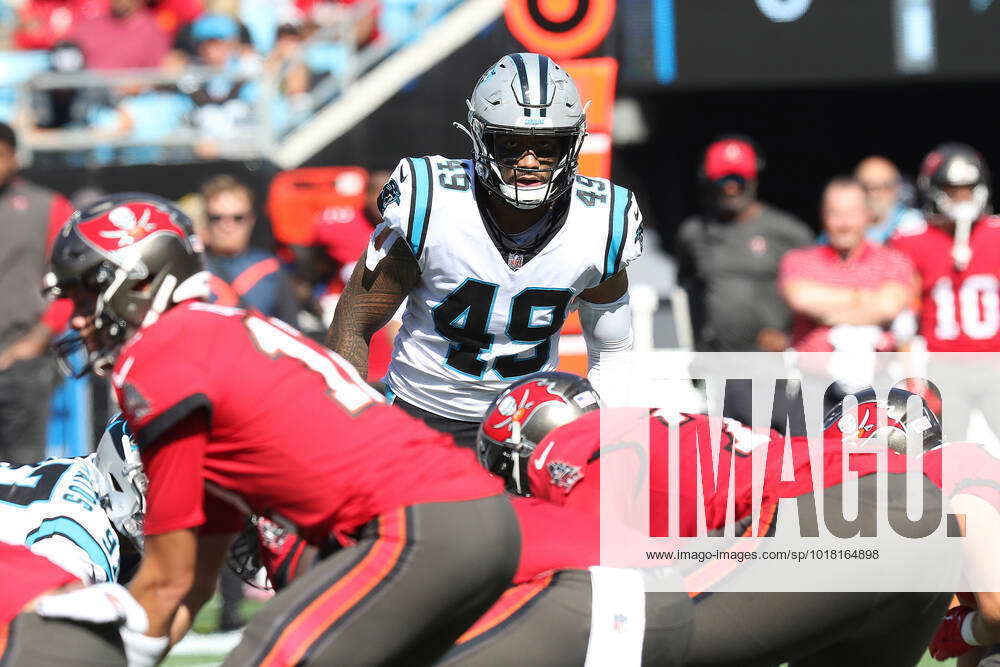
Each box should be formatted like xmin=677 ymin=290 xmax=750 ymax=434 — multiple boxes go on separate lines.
xmin=45 ymin=194 xmax=519 ymax=666
xmin=478 ymin=373 xmax=953 ymax=666
xmin=890 ymin=143 xmax=1000 ymax=441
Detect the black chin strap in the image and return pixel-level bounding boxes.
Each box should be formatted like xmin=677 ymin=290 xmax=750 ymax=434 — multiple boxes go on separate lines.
xmin=475 ymin=179 xmax=571 ymax=269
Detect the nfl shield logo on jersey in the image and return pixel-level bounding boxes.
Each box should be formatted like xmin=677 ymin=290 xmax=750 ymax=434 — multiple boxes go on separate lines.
xmin=507 ymin=252 xmax=524 ymax=269
xmin=546 ymin=460 xmax=583 ymax=494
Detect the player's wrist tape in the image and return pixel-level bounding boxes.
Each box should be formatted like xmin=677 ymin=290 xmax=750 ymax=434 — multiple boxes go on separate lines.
xmin=35 ymin=583 xmax=149 ymax=632
xmin=120 ymin=628 xmax=169 ymax=667
xmin=578 ymin=293 xmax=633 ymax=392
xmin=961 ymin=610 xmax=981 ymax=646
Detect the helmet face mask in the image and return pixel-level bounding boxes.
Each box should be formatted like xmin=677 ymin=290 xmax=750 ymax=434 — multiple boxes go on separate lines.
xmin=477 ymin=371 xmax=601 ymax=495
xmin=460 ymin=53 xmax=588 ymax=211
xmin=822 ymin=387 xmax=942 ymax=455
xmin=93 ymin=415 xmax=147 ymax=551
xmin=918 ymin=143 xmax=992 ymax=269
xmin=45 ymin=194 xmax=208 ymax=377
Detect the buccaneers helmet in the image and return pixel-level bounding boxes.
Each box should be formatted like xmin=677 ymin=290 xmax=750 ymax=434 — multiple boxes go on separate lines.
xmin=478 ymin=371 xmax=600 ymax=494
xmin=458 ymin=53 xmax=588 ymax=210
xmin=44 ymin=193 xmax=208 ymax=376
xmin=822 ymin=386 xmax=942 ymax=455
xmin=918 ymin=143 xmax=992 ymax=269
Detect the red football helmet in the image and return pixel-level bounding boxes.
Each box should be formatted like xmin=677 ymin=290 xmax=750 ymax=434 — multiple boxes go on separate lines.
xmin=478 ymin=371 xmax=600 ymax=494
xmin=44 ymin=193 xmax=208 ymax=376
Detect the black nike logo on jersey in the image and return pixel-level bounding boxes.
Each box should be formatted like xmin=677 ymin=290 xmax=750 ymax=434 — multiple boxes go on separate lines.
xmin=400 ymin=170 xmax=408 ymax=182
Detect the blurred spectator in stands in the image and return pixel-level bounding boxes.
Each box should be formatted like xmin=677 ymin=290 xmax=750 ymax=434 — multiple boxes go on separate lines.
xmin=32 ymin=41 xmax=100 ymax=130
xmin=148 ymin=0 xmax=203 ymax=37
xmin=199 ymin=174 xmax=298 ymax=324
xmin=675 ymin=135 xmax=813 ymax=352
xmin=0 ymin=122 xmax=75 ymax=463
xmin=14 ymin=0 xmax=106 ymax=50
xmin=167 ymin=0 xmax=263 ymax=68
xmin=240 ymin=0 xmax=302 ymax=52
xmin=69 ymin=0 xmax=170 ymax=69
xmin=780 ymin=177 xmax=913 ymax=353
xmin=265 ymin=22 xmax=311 ymax=113
xmin=181 ymin=13 xmax=261 ymax=157
xmin=297 ymin=0 xmax=378 ymax=47
xmin=854 ymin=155 xmax=923 ymax=244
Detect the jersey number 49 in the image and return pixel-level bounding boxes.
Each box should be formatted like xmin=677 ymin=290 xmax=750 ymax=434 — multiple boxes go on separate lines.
xmin=432 ymin=280 xmax=572 ymax=379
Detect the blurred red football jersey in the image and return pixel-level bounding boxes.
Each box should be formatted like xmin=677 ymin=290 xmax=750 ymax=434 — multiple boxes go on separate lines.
xmin=0 ymin=542 xmax=79 ymax=624
xmin=921 ymin=441 xmax=1000 ymax=511
xmin=890 ymin=216 xmax=1000 ymax=352
xmin=525 ymin=407 xmax=931 ymax=537
xmin=525 ymin=408 xmax=791 ymax=537
xmin=113 ymin=301 xmax=501 ymax=545
xmin=509 ymin=497 xmax=599 ymax=584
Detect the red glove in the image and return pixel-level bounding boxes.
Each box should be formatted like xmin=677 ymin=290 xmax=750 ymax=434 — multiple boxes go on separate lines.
xmin=255 ymin=516 xmax=308 ymax=591
xmin=929 ymin=605 xmax=976 ymax=660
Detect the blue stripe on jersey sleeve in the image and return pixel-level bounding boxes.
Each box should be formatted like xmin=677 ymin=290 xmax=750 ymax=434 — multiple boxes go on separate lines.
xmin=408 ymin=158 xmax=432 ymax=258
xmin=605 ymin=184 xmax=630 ymax=280
xmin=26 ymin=516 xmax=115 ymax=583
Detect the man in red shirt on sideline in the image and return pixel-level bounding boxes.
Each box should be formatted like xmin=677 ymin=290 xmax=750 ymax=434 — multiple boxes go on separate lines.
xmin=70 ymin=0 xmax=170 ymax=69
xmin=45 ymin=193 xmax=519 ymax=666
xmin=477 ymin=373 xmax=952 ymax=666
xmin=780 ymin=177 xmax=913 ymax=353
xmin=890 ymin=143 xmax=1000 ymax=442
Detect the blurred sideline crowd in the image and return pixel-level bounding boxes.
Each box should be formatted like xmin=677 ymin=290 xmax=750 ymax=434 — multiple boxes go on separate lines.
xmin=0 ymin=119 xmax=399 ymax=467
xmin=0 ymin=0 xmax=452 ymax=162
xmin=676 ymin=136 xmax=922 ymax=357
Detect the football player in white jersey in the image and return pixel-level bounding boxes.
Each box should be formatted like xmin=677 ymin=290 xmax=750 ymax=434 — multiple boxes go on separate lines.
xmin=327 ymin=53 xmax=643 ymax=447
xmin=0 ymin=414 xmax=146 ymax=584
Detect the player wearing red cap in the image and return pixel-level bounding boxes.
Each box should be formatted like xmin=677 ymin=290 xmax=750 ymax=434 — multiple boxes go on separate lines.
xmin=675 ymin=135 xmax=813 ymax=357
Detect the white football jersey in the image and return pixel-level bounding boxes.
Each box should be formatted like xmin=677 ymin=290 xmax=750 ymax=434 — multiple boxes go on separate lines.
xmin=0 ymin=456 xmax=119 ymax=584
xmin=375 ymin=156 xmax=643 ymax=420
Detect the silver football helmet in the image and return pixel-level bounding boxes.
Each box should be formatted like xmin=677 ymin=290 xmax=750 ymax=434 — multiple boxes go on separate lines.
xmin=457 ymin=53 xmax=588 ymax=209
xmin=93 ymin=414 xmax=147 ymax=550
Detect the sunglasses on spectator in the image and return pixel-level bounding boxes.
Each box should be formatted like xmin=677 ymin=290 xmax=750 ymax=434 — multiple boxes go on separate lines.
xmin=207 ymin=213 xmax=251 ymax=224
xmin=860 ymin=181 xmax=897 ymax=192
